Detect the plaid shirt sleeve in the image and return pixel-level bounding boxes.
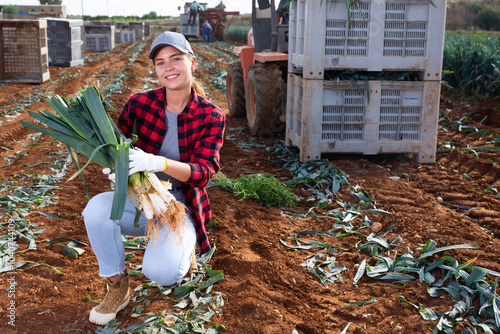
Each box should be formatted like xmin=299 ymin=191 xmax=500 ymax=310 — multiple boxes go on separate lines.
xmin=182 ymin=107 xmax=225 ymax=188
xmin=179 ymin=92 xmax=225 ymax=254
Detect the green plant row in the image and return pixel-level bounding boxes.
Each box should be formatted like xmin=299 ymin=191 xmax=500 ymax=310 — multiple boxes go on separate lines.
xmin=442 ymin=33 xmax=500 ymax=96
xmin=225 ymin=26 xmax=251 ymax=43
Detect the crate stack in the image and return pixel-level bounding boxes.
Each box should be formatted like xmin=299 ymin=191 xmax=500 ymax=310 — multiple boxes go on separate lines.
xmin=286 ymin=0 xmax=447 ymax=163
xmin=129 ymin=22 xmax=144 ymax=41
xmin=83 ymin=23 xmax=115 ymax=52
xmin=0 ymin=19 xmax=50 ymax=83
xmin=46 ymin=18 xmax=84 ymax=67
xmin=115 ymin=22 xmax=135 ymax=43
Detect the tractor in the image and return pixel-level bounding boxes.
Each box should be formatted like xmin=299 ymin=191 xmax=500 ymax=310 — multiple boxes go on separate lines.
xmin=225 ymin=0 xmax=288 ymax=137
xmin=180 ymin=2 xmax=239 ymax=41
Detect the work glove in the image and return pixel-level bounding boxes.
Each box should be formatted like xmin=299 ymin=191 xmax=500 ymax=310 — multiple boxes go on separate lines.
xmin=128 ymin=148 xmax=167 ymax=175
xmin=102 ymin=167 xmax=116 ymax=183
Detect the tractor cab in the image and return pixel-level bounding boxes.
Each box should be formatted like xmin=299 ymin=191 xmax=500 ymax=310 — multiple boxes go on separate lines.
xmin=252 ymin=0 xmax=288 ymax=53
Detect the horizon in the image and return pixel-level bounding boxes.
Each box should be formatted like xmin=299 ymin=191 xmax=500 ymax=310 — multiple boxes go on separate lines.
xmin=0 ymin=0 xmax=252 ymax=17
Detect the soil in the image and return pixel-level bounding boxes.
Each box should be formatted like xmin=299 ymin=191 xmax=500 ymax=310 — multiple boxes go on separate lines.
xmin=0 ymin=29 xmax=499 ymax=334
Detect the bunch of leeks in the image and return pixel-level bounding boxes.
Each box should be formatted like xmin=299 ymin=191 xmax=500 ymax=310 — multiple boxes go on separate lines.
xmin=21 ymin=86 xmax=186 ymax=239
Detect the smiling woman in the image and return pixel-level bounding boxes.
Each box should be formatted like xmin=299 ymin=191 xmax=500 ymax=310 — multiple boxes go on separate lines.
xmin=81 ymin=31 xmax=226 ymax=326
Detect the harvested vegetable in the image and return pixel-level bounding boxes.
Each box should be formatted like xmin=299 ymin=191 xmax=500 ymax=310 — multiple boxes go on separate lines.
xmin=21 ymin=86 xmax=186 ymax=240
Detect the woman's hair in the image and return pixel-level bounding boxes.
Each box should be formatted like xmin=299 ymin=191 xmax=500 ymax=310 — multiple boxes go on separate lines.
xmin=193 ymin=80 xmax=206 ymax=98
xmin=186 ymin=53 xmax=206 ymax=98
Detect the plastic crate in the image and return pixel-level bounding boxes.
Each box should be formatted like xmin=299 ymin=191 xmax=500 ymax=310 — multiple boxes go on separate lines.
xmin=0 ymin=19 xmax=50 ymax=83
xmin=84 ymin=24 xmax=115 ymax=35
xmin=85 ymin=34 xmax=115 ymax=52
xmin=113 ymin=22 xmax=130 ymax=43
xmin=83 ymin=25 xmax=115 ymax=51
xmin=285 ymin=73 xmax=441 ymax=163
xmin=46 ymin=18 xmax=84 ymax=67
xmin=115 ymin=30 xmax=135 ymax=43
xmin=129 ymin=22 xmax=144 ymax=41
xmin=288 ymin=0 xmax=447 ymax=80
xmin=180 ymin=14 xmax=199 ymax=38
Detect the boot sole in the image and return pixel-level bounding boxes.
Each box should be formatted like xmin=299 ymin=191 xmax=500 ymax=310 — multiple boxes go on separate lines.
xmin=89 ymin=297 xmax=130 ymax=325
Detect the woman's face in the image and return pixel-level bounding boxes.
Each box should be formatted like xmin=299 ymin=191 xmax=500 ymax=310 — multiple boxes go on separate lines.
xmin=154 ymin=46 xmax=196 ymax=92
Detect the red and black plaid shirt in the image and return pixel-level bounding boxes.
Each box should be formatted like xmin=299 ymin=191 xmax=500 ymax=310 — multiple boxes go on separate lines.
xmin=117 ymin=86 xmax=225 ymax=254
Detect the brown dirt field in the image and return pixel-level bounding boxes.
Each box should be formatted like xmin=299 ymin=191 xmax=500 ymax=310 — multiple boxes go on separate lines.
xmin=0 ymin=28 xmax=499 ymax=334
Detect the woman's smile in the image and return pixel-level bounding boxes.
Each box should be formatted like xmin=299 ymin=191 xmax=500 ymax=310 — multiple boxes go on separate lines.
xmin=166 ymin=74 xmax=180 ymax=80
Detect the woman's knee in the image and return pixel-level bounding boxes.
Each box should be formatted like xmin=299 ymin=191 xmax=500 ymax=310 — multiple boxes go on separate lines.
xmin=142 ymin=232 xmax=195 ymax=286
xmin=142 ymin=262 xmax=187 ymax=286
xmin=82 ymin=192 xmax=114 ymax=229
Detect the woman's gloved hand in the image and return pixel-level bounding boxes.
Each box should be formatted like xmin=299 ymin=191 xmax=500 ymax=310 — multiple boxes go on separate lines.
xmin=102 ymin=167 xmax=116 ymax=183
xmin=128 ymin=148 xmax=167 ymax=175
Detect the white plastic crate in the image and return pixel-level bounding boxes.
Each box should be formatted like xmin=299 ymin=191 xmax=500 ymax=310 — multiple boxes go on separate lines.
xmin=47 ymin=18 xmax=84 ymax=67
xmin=129 ymin=22 xmax=144 ymax=41
xmin=83 ymin=25 xmax=115 ymax=52
xmin=114 ymin=22 xmax=132 ymax=43
xmin=85 ymin=33 xmax=115 ymax=52
xmin=285 ymin=73 xmax=441 ymax=163
xmin=0 ymin=19 xmax=50 ymax=83
xmin=288 ymin=0 xmax=447 ymax=80
xmin=116 ymin=30 xmax=135 ymax=43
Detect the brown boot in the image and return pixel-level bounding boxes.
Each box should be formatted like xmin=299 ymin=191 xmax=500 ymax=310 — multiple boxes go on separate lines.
xmin=89 ymin=274 xmax=130 ymax=325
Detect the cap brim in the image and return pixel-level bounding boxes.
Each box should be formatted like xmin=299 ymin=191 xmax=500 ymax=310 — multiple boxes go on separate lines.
xmin=148 ymin=43 xmax=192 ymax=60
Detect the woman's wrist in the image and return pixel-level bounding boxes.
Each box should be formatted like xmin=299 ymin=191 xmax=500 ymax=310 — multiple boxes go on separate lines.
xmin=162 ymin=157 xmax=168 ymax=172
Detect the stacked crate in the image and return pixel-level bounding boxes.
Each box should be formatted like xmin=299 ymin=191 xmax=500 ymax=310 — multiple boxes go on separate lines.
xmin=286 ymin=0 xmax=447 ymax=163
xmin=116 ymin=29 xmax=135 ymax=43
xmin=0 ymin=19 xmax=50 ymax=83
xmin=115 ymin=22 xmax=135 ymax=43
xmin=46 ymin=18 xmax=84 ymax=67
xmin=83 ymin=24 xmax=115 ymax=52
xmin=129 ymin=22 xmax=144 ymax=41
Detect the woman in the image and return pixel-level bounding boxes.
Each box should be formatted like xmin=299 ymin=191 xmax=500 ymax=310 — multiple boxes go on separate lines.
xmin=82 ymin=31 xmax=225 ymax=326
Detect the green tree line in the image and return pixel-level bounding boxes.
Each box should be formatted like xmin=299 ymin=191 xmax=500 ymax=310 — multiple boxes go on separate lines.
xmin=447 ymin=0 xmax=500 ymax=31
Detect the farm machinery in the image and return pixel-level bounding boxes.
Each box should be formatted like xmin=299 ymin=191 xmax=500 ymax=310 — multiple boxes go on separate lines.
xmin=226 ymin=0 xmax=288 ymax=138
xmin=180 ymin=2 xmax=239 ymax=41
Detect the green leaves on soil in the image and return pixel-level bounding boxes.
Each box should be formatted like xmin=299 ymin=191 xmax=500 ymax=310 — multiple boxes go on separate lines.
xmin=95 ymin=247 xmax=226 ymax=334
xmin=211 ymin=171 xmax=298 ymax=207
xmin=266 ymin=140 xmax=500 ymax=333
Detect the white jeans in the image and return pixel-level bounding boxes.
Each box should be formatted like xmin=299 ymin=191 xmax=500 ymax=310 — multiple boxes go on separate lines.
xmin=82 ymin=191 xmax=196 ymax=286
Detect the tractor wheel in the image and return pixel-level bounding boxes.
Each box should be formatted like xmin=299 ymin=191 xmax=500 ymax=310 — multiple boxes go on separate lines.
xmin=215 ymin=24 xmax=226 ymax=41
xmin=245 ymin=63 xmax=285 ymax=137
xmin=226 ymin=62 xmax=246 ymax=117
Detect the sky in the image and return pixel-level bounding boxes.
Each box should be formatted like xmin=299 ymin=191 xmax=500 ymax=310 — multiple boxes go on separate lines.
xmin=0 ymin=0 xmax=251 ymax=17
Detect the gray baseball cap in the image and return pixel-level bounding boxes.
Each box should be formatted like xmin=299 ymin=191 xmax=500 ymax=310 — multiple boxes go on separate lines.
xmin=148 ymin=31 xmax=194 ymax=60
